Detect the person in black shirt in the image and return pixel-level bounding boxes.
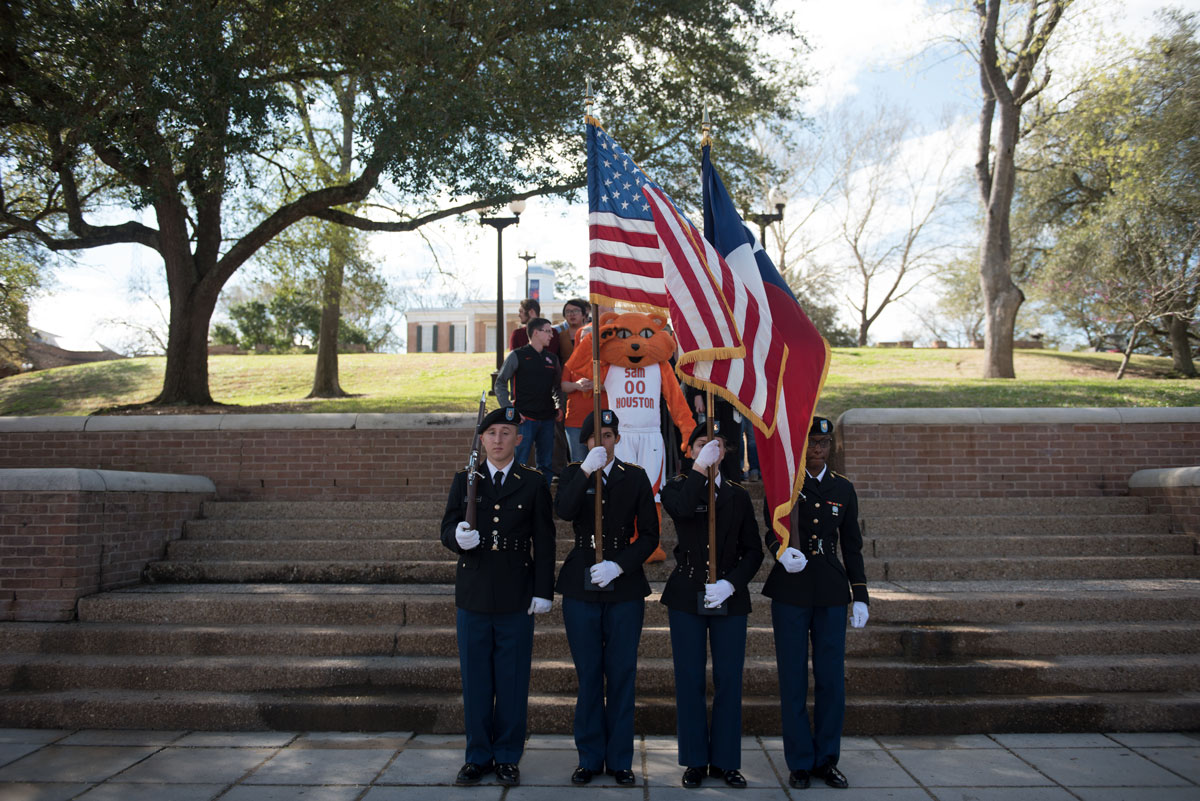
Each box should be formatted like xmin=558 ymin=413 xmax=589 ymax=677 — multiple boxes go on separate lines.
xmin=555 ymin=409 xmax=658 ymax=786
xmin=495 ymin=317 xmax=563 ymax=485
xmin=762 ymin=416 xmax=870 ymax=790
xmin=660 ymin=422 xmax=763 ymax=788
xmin=440 ymin=406 xmax=556 ymax=788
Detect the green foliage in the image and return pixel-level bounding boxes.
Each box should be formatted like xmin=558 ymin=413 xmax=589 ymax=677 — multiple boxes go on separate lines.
xmin=1018 ymin=11 xmax=1200 ymax=364
xmin=0 ymin=238 xmax=44 ymax=373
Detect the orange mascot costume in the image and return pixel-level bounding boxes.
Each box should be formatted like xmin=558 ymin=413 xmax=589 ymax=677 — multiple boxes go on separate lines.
xmin=565 ymin=311 xmax=696 ymax=562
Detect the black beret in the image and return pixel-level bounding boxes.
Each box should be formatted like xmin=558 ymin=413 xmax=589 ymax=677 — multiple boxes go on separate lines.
xmin=688 ymin=419 xmax=724 ymax=448
xmin=478 ymin=406 xmax=519 ymax=435
xmin=579 ymin=409 xmax=619 ymax=444
xmin=809 ymin=417 xmax=833 ymax=437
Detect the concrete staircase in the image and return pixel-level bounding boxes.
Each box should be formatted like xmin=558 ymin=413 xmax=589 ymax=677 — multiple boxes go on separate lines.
xmin=2 ymin=493 xmax=1199 ymax=733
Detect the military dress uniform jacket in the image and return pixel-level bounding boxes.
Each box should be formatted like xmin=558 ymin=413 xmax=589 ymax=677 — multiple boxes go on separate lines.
xmin=762 ymin=470 xmax=869 ymax=608
xmin=554 ymin=459 xmax=659 ymax=602
xmin=660 ymin=472 xmax=763 ymax=615
xmin=440 ymin=463 xmax=556 ymax=614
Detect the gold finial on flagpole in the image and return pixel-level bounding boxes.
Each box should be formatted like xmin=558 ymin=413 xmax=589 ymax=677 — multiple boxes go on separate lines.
xmin=585 ymin=78 xmax=595 ymax=124
xmin=701 ymin=104 xmax=713 ymax=148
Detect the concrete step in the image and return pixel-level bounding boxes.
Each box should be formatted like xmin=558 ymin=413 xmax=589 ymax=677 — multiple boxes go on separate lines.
xmin=78 ymin=583 xmax=1200 ymax=626
xmin=879 ymin=555 xmax=1200 ymax=582
xmin=143 ymin=552 xmax=1200 ymax=585
xmin=868 ymin=534 xmax=1196 ymax=558
xmin=168 ymin=538 xmax=592 ymax=562
xmin=0 ymin=687 xmax=1196 ymax=735
xmin=199 ymin=495 xmax=1148 ymax=521
xmin=7 ymin=620 xmax=1196 ymax=661
xmin=4 ymin=653 xmax=1197 ymax=697
xmin=863 ymin=514 xmax=1170 ymax=536
xmin=183 ymin=518 xmax=681 ymax=542
xmin=166 ymin=534 xmax=1197 ymax=564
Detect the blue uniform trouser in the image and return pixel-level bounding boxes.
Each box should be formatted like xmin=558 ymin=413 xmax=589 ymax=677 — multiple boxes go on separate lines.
xmin=771 ymin=601 xmax=847 ymax=771
xmin=667 ymin=608 xmax=749 ymax=770
xmin=517 ymin=417 xmax=556 ymax=484
xmin=456 ymin=607 xmax=536 ymax=765
xmin=562 ymin=596 xmax=645 ymax=771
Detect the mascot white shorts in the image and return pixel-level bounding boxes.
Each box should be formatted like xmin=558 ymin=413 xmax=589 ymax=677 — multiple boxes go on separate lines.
xmin=615 ymin=430 xmax=665 ymax=501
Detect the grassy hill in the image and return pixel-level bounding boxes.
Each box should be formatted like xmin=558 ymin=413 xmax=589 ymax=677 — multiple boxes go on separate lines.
xmin=0 ymin=349 xmax=1196 ymax=418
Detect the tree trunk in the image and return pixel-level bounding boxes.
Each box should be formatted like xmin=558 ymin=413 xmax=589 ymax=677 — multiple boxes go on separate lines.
xmin=309 ymin=228 xmax=347 ymax=398
xmin=978 ymin=95 xmax=1023 ymax=379
xmin=154 ymin=279 xmax=220 ymax=405
xmin=1116 ymin=324 xmax=1139 ymax=380
xmin=1166 ymin=313 xmax=1197 ymax=377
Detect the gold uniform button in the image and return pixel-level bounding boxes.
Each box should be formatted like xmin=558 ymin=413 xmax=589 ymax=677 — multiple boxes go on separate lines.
xmin=812 ymin=518 xmax=819 ymax=524
xmin=493 ymin=517 xmax=500 ymax=523
xmin=814 ymin=502 xmax=820 ymax=508
xmin=494 ymin=504 xmax=501 ymax=510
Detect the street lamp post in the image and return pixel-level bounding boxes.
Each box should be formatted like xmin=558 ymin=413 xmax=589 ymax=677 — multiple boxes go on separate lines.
xmin=518 ymin=251 xmax=537 ymax=298
xmin=745 ymin=188 xmax=787 ymax=256
xmin=480 ymin=199 xmax=527 ymax=373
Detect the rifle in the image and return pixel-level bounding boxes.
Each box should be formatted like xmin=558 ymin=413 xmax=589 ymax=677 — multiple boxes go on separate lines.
xmin=464 ymin=392 xmax=488 ymax=529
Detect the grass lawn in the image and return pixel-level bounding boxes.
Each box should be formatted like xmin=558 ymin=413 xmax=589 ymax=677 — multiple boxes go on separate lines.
xmin=0 ymin=348 xmax=1196 ymax=418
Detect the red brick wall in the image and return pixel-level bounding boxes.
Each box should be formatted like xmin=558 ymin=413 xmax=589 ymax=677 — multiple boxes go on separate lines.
xmin=0 ymin=428 xmax=473 ymax=501
xmin=0 ymin=490 xmax=209 ymax=621
xmin=837 ymin=421 xmax=1200 ymax=498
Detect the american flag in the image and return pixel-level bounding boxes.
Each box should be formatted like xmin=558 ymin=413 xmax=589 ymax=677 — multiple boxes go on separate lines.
xmin=641 ymin=183 xmax=787 ymax=437
xmin=700 ymin=144 xmax=830 ymax=551
xmin=587 ymin=118 xmax=669 ymax=313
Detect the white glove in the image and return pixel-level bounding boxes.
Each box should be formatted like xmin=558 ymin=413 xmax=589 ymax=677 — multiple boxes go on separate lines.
xmin=527 ymin=597 xmax=552 ymax=615
xmin=581 ymin=446 xmax=609 ymax=476
xmin=455 ymin=521 xmax=480 ymax=550
xmin=851 ymin=601 xmax=869 ymax=629
xmin=589 ymin=560 xmax=624 ymax=588
xmin=692 ymin=439 xmax=722 ymax=471
xmin=704 ymin=579 xmax=735 ymax=608
xmin=779 ymin=547 xmax=807 ymax=573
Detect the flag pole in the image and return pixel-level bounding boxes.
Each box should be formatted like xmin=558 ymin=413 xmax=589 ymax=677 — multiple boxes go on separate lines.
xmin=702 ymin=107 xmax=718 ymax=587
xmin=706 ymin=388 xmax=717 ymax=585
xmin=586 ymin=79 xmax=605 ymax=573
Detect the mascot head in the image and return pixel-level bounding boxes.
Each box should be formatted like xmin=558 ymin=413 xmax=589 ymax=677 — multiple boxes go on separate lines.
xmin=598 ymin=311 xmax=676 ymax=368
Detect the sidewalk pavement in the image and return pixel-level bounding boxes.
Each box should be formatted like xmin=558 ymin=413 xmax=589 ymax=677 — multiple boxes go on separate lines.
xmin=1 ymin=728 xmax=1197 ymax=801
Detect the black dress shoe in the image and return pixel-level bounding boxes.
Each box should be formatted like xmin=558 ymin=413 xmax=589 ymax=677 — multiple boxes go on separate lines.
xmin=812 ymin=762 xmax=848 ymax=789
xmin=495 ymin=762 xmax=520 ymax=786
xmin=708 ymin=766 xmax=747 ymax=787
xmin=607 ymin=768 xmax=636 ymax=785
xmin=682 ymin=766 xmax=706 ymax=788
xmin=571 ymin=766 xmax=596 ymax=785
xmin=454 ymin=760 xmax=494 ymax=785
xmin=788 ymin=769 xmax=811 ymax=789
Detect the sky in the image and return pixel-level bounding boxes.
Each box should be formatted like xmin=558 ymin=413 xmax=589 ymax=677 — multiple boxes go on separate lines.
xmin=27 ymin=0 xmax=1200 ymax=352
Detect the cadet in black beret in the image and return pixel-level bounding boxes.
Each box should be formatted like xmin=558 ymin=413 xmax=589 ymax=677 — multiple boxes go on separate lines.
xmin=440 ymin=405 xmax=556 ymax=787
xmin=555 ymin=409 xmax=658 ymax=786
xmin=763 ymin=416 xmax=869 ymax=790
xmin=660 ymin=421 xmax=763 ymax=788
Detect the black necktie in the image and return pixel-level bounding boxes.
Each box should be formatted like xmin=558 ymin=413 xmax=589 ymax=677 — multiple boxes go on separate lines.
xmin=494 ymin=470 xmax=504 ymax=489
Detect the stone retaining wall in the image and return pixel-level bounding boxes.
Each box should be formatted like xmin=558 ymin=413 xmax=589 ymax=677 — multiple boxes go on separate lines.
xmin=2 ymin=408 xmax=1197 ymax=504
xmin=0 ymin=469 xmax=214 ymax=621
xmin=834 ymin=408 xmax=1200 ymax=498
xmin=0 ymin=414 xmax=473 ymax=502
xmin=1130 ymin=466 xmax=1200 ymax=537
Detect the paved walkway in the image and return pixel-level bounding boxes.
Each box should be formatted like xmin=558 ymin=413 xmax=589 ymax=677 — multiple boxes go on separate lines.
xmin=1 ymin=728 xmax=1197 ymax=800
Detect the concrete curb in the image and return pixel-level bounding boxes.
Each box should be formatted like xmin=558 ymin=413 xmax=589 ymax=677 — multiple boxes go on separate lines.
xmin=838 ymin=407 xmax=1200 ymax=426
xmin=1129 ymin=466 xmax=1200 ymax=489
xmin=0 ymin=413 xmax=479 ymax=432
xmin=0 ymin=468 xmax=216 ymax=494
